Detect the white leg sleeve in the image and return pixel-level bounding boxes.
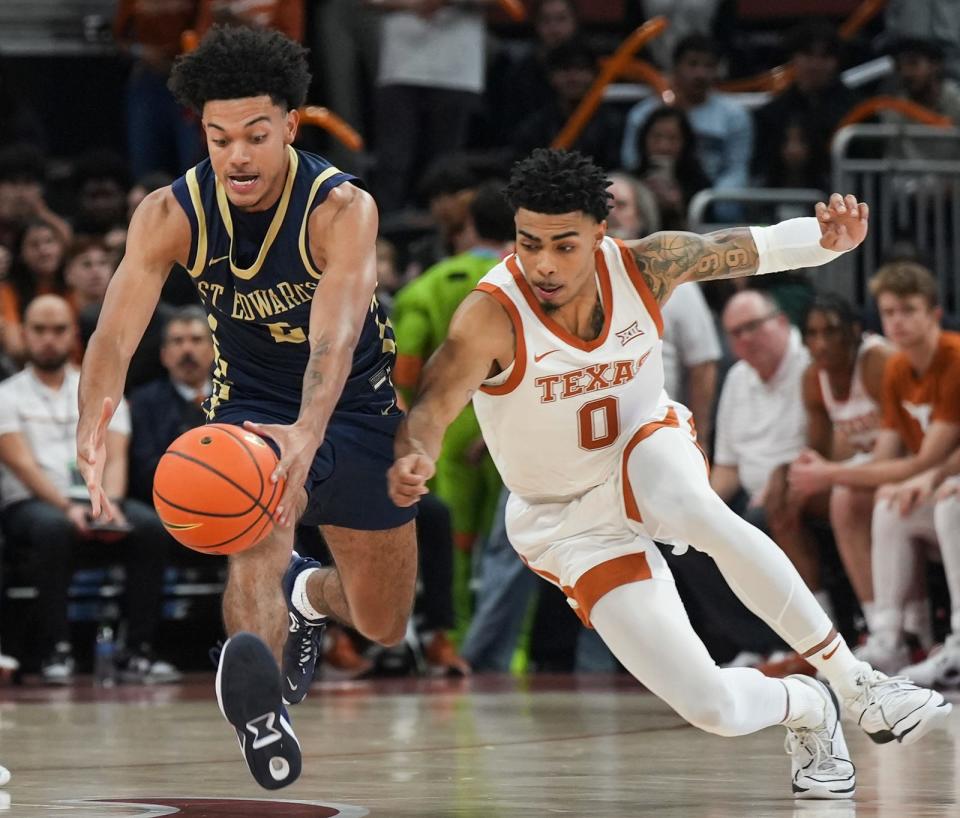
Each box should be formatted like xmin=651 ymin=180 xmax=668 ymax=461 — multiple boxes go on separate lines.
xmin=934 ymin=491 xmax=960 ymax=634
xmin=871 ymin=498 xmax=936 ymax=638
xmin=590 ymin=580 xmax=823 ymax=736
xmin=625 ymin=427 xmax=833 ymax=654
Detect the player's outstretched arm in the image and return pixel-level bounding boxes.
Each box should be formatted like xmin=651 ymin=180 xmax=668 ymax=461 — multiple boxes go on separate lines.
xmin=389 ymin=291 xmax=513 ymax=508
xmin=77 ymin=188 xmax=187 ymax=518
xmin=626 ymin=193 xmax=869 ymax=304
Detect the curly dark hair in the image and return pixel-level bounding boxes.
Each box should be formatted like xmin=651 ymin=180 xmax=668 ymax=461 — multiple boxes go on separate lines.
xmin=804 ymin=293 xmax=861 ymax=333
xmin=168 ymin=25 xmax=311 ymax=114
xmin=505 ymin=148 xmax=611 ymax=222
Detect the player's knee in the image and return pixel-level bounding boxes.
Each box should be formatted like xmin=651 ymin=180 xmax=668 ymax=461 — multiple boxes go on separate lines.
xmin=352 ymin=609 xmax=407 ymax=647
xmin=680 ymin=682 xmax=745 ymax=738
xmin=651 ymin=487 xmax=723 ymax=541
xmin=870 ymin=492 xmax=899 ymax=530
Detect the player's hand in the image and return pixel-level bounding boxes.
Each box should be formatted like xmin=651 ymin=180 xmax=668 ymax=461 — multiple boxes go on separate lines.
xmin=65 ymin=503 xmax=92 ymax=536
xmin=388 ymin=453 xmax=435 ymax=507
xmin=936 ymin=476 xmax=960 ymax=502
xmin=788 ymin=449 xmax=834 ymax=496
xmin=816 ymin=193 xmax=869 ymax=252
xmin=76 ymin=397 xmax=117 ymax=520
xmin=242 ymin=420 xmax=317 ymax=527
xmin=889 ymin=469 xmax=939 ymax=516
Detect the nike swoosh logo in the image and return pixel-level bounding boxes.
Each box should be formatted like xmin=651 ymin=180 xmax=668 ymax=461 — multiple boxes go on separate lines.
xmin=209 ymin=254 xmax=230 ymax=265
xmin=286 ymin=676 xmax=298 ymax=690
xmin=160 ymin=520 xmax=201 ymax=531
xmin=534 ymin=349 xmax=561 ymax=363
xmin=822 ymin=642 xmax=840 ymax=661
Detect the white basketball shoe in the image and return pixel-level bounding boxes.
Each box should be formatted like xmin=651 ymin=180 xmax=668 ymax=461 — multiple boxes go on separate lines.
xmin=853 ymin=632 xmax=911 ymax=675
xmin=784 ymin=675 xmax=856 ymax=799
xmin=842 ymin=664 xmax=952 ymax=745
xmin=898 ymin=634 xmax=960 ymax=690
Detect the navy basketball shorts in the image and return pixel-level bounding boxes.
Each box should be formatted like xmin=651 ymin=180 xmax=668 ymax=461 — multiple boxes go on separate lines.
xmin=210 ymin=401 xmax=416 ymax=530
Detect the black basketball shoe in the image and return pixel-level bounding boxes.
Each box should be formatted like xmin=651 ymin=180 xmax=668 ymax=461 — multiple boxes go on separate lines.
xmin=216 ymin=632 xmax=302 ymax=789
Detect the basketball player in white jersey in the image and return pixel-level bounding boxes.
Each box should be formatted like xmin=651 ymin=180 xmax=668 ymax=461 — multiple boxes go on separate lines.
xmin=388 ymin=149 xmax=950 ymax=799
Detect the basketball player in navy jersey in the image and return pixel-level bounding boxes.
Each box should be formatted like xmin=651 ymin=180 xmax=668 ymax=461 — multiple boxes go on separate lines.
xmin=76 ymin=26 xmax=417 ymax=789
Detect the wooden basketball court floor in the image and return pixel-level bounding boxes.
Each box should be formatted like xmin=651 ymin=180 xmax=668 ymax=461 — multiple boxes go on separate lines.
xmin=0 ymin=674 xmax=957 ymax=817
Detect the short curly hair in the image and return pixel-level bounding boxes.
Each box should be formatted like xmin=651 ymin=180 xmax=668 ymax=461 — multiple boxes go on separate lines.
xmin=168 ymin=26 xmax=311 ymax=114
xmin=505 ymin=149 xmax=611 ymax=223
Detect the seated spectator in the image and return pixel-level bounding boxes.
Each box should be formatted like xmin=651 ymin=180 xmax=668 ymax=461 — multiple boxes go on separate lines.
xmin=489 ymin=0 xmax=580 ymax=144
xmin=0 ymin=144 xmax=72 ymax=252
xmin=639 ymin=0 xmax=722 ymax=70
xmin=790 ymin=262 xmax=960 ymax=673
xmin=605 ymin=172 xmax=660 ymax=241
xmin=74 ymin=237 xmax=173 ymax=392
xmin=885 ymin=0 xmax=960 ymax=82
xmin=402 ymin=157 xmax=480 ymax=278
xmin=713 ymin=290 xmax=810 ymax=526
xmin=633 ymin=107 xmax=711 ymax=230
xmin=127 ymin=305 xmax=213 ymax=505
xmin=72 ymin=150 xmax=129 ymax=236
xmin=0 ymin=218 xmax=68 ymax=362
xmin=758 ymin=118 xmax=826 ymax=202
xmin=127 ymin=172 xmax=174 ymax=225
xmin=0 ymin=295 xmax=178 ymax=684
xmin=621 ymin=34 xmax=753 ymax=200
xmin=511 ymin=39 xmax=623 ymax=170
xmin=883 ymin=38 xmax=960 ymax=161
xmin=753 ymin=22 xmax=858 ymax=193
xmin=64 ymin=236 xmax=113 ymax=320
xmin=0 ymin=57 xmax=46 ymax=150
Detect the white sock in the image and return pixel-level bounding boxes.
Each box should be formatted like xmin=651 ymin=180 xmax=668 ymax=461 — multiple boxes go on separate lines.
xmin=904 ymin=598 xmax=931 ymax=647
xmin=805 ymin=633 xmax=866 ymax=700
xmin=292 ymin=567 xmax=326 ymax=622
xmin=862 ymin=600 xmax=877 ymax=633
xmin=781 ymin=677 xmax=826 ymax=729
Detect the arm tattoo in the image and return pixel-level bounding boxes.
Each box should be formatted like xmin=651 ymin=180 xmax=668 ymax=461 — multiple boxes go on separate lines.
xmin=629 ymin=228 xmax=759 ymax=302
xmin=301 ymin=338 xmax=332 ymax=408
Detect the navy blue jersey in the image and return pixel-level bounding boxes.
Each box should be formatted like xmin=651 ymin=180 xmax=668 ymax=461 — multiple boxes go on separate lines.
xmin=171 ymin=147 xmax=397 ymax=419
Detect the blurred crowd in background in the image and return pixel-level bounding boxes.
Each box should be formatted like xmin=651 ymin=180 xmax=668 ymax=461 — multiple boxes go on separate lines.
xmin=1 ymin=0 xmax=960 ymax=692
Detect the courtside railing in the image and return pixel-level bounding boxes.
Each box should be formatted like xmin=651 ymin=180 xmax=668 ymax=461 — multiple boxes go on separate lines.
xmin=831 ymin=124 xmax=960 ymax=313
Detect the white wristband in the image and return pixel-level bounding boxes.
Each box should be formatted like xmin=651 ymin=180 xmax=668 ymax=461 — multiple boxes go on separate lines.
xmin=749 ymin=217 xmax=845 ymax=276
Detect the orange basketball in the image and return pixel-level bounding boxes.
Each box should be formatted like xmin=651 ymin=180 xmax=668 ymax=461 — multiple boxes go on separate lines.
xmin=152 ymin=424 xmax=285 ymax=555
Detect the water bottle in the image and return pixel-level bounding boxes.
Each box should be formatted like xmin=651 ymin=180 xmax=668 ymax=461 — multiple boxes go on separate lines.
xmin=94 ymin=624 xmax=116 ymax=687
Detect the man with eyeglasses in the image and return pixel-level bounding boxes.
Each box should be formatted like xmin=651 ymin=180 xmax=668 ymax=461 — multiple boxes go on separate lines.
xmin=712 ymin=290 xmax=810 ymax=518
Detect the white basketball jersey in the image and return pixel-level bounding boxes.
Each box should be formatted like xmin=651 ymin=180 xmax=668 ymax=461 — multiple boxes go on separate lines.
xmin=817 ymin=334 xmax=889 ymax=453
xmin=472 ymin=237 xmax=666 ymax=501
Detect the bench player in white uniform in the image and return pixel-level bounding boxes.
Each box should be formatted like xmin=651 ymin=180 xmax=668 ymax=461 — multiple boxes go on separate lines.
xmin=388 ymin=149 xmax=950 ymax=799
xmin=802 ymin=296 xmax=895 ymax=634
